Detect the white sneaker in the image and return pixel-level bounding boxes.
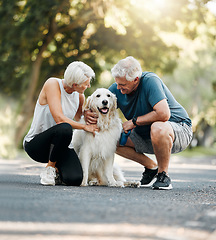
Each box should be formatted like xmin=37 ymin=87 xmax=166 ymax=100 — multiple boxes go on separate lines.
xmin=40 ymin=166 xmax=56 ymax=186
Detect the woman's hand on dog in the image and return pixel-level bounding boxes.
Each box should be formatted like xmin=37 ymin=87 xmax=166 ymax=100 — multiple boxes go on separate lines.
xmin=84 ymin=110 xmax=98 ymax=125
xmin=84 ymin=124 xmax=99 ymax=136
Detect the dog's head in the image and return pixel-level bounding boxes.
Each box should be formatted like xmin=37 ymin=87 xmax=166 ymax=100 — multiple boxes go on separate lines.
xmin=85 ymin=88 xmax=117 ymax=116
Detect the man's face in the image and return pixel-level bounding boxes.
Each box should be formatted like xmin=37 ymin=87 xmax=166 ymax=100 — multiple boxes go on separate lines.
xmin=115 ymin=76 xmax=139 ymax=95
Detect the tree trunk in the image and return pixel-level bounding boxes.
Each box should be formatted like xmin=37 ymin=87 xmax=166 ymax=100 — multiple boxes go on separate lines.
xmin=15 ymin=9 xmax=99 ymax=147
xmin=15 ymin=18 xmax=57 ymax=147
xmin=198 ymin=124 xmax=214 ymax=147
xmin=15 ymin=54 xmax=44 ymax=147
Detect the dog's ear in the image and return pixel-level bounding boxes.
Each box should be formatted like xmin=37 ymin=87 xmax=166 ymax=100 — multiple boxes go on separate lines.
xmin=84 ymin=96 xmax=92 ymax=111
xmin=111 ymin=92 xmax=117 ymax=110
xmin=109 ymin=92 xmax=118 ymax=118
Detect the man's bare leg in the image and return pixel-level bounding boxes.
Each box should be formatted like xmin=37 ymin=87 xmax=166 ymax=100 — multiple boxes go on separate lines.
xmin=150 ymin=121 xmax=174 ymax=173
xmin=116 ymin=137 xmax=157 ymax=169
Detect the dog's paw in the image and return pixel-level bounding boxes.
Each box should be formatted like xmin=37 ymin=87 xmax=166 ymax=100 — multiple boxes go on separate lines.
xmin=89 ymin=179 xmax=99 ymax=186
xmin=81 ymin=183 xmax=88 ymax=187
xmin=81 ymin=180 xmax=88 ymax=187
xmin=124 ymin=181 xmax=141 ymax=188
xmin=115 ymin=181 xmax=125 ymax=188
xmin=108 ymin=180 xmax=124 ymax=188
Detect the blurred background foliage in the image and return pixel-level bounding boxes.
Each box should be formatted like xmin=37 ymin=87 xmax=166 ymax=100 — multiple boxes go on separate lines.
xmin=0 ymin=0 xmax=215 ymax=158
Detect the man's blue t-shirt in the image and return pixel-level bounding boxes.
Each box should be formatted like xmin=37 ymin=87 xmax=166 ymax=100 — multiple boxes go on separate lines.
xmin=109 ymin=72 xmax=192 ymax=139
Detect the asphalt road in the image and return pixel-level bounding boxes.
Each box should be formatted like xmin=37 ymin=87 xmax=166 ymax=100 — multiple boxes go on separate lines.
xmin=0 ymin=152 xmax=215 ymax=240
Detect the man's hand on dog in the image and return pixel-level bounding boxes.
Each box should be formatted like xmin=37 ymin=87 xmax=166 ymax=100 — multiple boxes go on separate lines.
xmin=122 ymin=120 xmax=135 ymax=133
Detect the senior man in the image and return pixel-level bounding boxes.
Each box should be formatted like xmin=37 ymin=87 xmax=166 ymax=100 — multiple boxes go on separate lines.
xmin=87 ymin=56 xmax=193 ymax=190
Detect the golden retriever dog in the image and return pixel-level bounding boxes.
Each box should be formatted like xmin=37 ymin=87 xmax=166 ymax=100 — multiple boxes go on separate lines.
xmin=72 ymin=88 xmax=126 ymax=187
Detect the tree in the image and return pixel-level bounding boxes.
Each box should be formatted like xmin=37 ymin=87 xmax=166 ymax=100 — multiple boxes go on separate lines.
xmin=1 ymin=0 xmax=213 ymax=146
xmin=162 ymin=0 xmax=216 ymax=146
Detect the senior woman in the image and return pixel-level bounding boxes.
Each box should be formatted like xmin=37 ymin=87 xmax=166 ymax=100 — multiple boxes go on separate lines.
xmin=23 ymin=61 xmax=98 ymax=186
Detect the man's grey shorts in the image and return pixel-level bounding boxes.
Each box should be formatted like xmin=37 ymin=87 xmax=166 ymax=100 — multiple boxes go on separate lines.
xmin=130 ymin=122 xmax=193 ymax=154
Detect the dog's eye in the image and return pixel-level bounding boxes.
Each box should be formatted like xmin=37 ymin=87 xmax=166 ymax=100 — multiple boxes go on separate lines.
xmin=107 ymin=94 xmax=110 ymax=97
xmin=96 ymin=94 xmax=100 ymax=98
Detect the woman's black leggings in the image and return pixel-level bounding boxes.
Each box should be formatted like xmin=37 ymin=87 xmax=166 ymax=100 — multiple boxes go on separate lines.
xmin=24 ymin=123 xmax=83 ymax=186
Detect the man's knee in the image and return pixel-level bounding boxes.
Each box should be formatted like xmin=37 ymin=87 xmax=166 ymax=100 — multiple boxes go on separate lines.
xmin=151 ymin=122 xmax=175 ymax=145
xmin=151 ymin=122 xmax=171 ymax=142
xmin=151 ymin=121 xmax=163 ymax=136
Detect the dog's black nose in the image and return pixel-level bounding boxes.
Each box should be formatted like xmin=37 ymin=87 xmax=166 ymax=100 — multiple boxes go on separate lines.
xmin=102 ymin=100 xmax=108 ymax=105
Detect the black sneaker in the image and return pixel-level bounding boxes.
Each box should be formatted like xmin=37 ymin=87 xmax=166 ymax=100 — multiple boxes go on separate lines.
xmin=152 ymin=171 xmax=173 ymax=190
xmin=140 ymin=167 xmax=158 ymax=187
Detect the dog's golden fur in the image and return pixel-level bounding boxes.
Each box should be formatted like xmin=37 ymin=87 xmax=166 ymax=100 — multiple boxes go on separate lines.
xmin=72 ymin=88 xmax=126 ymax=187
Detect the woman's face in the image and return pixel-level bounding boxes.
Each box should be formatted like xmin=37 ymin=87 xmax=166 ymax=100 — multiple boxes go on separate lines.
xmin=75 ymin=78 xmax=91 ymax=94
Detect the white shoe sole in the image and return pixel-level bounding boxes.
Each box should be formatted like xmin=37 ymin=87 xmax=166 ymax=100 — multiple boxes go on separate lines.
xmin=40 ymin=179 xmax=55 ymax=186
xmin=140 ymin=177 xmax=157 ymax=188
xmin=152 ymin=184 xmax=173 ymax=190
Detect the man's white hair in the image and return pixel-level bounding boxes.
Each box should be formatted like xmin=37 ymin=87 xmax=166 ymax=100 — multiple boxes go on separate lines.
xmin=111 ymin=56 xmax=142 ymax=82
xmin=64 ymin=61 xmax=95 ymax=87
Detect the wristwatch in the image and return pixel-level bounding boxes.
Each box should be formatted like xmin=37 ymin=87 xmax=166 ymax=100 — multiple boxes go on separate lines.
xmin=132 ymin=117 xmax=138 ymax=126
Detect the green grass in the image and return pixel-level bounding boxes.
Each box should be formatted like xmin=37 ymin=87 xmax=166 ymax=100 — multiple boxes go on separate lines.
xmin=178 ymin=145 xmax=216 ymax=157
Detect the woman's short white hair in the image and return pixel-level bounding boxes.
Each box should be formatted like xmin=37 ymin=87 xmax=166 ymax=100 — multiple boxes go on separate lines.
xmin=64 ymin=61 xmax=95 ymax=87
xmin=111 ymin=56 xmax=142 ymax=81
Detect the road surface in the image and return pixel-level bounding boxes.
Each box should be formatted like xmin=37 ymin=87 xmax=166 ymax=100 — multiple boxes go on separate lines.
xmin=0 ymin=152 xmax=215 ymax=240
